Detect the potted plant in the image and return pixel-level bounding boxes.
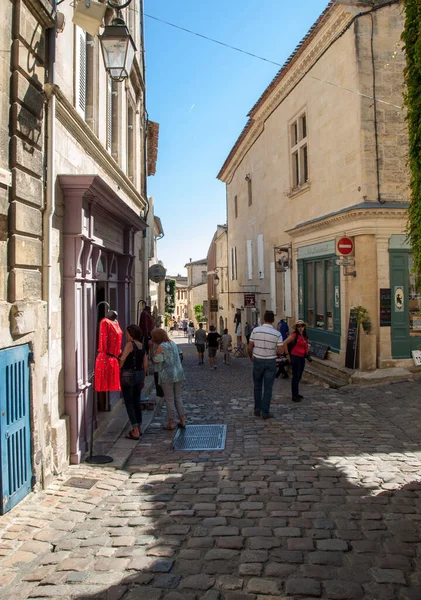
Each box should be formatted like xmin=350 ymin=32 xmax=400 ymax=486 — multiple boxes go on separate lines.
xmin=353 ymin=305 xmax=371 ymax=334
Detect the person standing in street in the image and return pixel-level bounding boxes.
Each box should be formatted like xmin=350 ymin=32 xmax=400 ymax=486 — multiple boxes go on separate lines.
xmin=244 ymin=321 xmax=251 ymax=343
xmin=194 ymin=322 xmax=207 ymax=365
xmin=138 ymin=305 xmax=155 ymax=353
xmin=220 ymin=328 xmax=232 ymax=364
xmin=206 ymin=325 xmax=221 ymax=370
xmin=187 ymin=321 xmax=195 ymax=345
xmin=248 ymin=310 xmax=284 ymax=420
xmin=283 ymin=319 xmax=310 ymax=402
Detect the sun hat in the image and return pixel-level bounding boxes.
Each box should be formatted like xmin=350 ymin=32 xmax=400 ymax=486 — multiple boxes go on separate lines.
xmin=295 ymin=319 xmax=306 ymax=326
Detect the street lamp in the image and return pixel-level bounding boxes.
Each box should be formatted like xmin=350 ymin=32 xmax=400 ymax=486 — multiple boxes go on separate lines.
xmin=99 ymin=15 xmax=136 ymax=82
xmin=71 ymin=0 xmax=136 ymax=83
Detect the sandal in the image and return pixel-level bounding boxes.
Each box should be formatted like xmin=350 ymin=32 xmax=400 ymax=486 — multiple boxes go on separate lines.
xmin=162 ymin=423 xmax=176 ymax=431
xmin=126 ymin=430 xmax=140 ymax=440
xmin=177 ymin=421 xmax=186 ymax=429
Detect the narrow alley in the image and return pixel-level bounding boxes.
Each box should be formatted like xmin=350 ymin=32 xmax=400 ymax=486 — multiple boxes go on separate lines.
xmin=1 ymin=338 xmax=421 ymax=600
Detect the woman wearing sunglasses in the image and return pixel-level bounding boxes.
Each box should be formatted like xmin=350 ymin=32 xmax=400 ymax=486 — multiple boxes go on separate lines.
xmin=283 ymin=320 xmax=310 ymax=402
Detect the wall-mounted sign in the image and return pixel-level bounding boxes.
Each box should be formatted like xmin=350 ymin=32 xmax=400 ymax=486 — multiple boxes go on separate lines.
xmin=244 ymin=293 xmax=256 ymax=308
xmin=149 ymin=264 xmax=166 ymax=283
xmin=394 ymin=286 xmax=404 ymax=312
xmin=379 ymin=288 xmax=391 ymax=326
xmin=209 ymin=298 xmax=218 ymax=312
xmin=336 ymin=236 xmax=355 ymax=256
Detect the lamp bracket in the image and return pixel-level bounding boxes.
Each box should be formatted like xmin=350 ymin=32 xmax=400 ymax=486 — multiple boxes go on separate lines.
xmin=107 ymin=0 xmax=133 ymax=9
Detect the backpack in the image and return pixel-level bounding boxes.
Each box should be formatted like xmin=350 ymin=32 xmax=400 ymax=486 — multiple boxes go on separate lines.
xmin=287 ymin=333 xmax=299 ymax=355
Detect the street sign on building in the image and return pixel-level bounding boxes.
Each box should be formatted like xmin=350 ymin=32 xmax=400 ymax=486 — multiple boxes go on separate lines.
xmin=336 ymin=236 xmax=354 ymax=256
xmin=210 ymin=298 xmax=218 ymax=312
xmin=148 ymin=264 xmax=166 ymax=283
xmin=244 ymin=293 xmax=256 ymax=308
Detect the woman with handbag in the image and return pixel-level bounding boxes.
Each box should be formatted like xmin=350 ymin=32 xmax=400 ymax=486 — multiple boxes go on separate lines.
xmin=283 ymin=319 xmax=311 ymax=403
xmin=151 ymin=328 xmax=186 ymax=431
xmin=119 ymin=324 xmax=148 ymax=440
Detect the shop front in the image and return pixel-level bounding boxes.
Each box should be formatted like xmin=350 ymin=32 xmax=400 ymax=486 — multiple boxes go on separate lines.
xmin=389 ymin=234 xmax=421 ymax=359
xmin=59 ymin=175 xmax=146 ymax=463
xmin=297 ymin=240 xmax=341 ymax=352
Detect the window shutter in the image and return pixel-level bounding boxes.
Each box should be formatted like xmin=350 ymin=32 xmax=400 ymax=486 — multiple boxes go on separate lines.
xmin=246 ymin=240 xmax=252 ymax=280
xmin=75 ymin=26 xmax=87 ymax=119
xmin=106 ymin=76 xmax=113 ymax=153
xmin=257 ymin=234 xmax=264 ymax=279
xmin=270 ymin=261 xmax=276 ymax=312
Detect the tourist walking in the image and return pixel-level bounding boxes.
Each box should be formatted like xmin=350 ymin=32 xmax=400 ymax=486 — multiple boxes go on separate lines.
xmin=151 ymin=328 xmax=186 ymax=430
xmin=283 ymin=319 xmax=311 ymax=402
xmin=207 ymin=325 xmax=221 ymax=370
xmin=244 ymin=321 xmax=251 ymax=343
xmin=187 ymin=321 xmax=195 ymax=345
xmin=119 ymin=324 xmax=148 ymax=440
xmin=248 ymin=310 xmax=284 ymax=419
xmin=220 ymin=328 xmax=232 ymax=364
xmin=194 ymin=322 xmax=207 ymax=365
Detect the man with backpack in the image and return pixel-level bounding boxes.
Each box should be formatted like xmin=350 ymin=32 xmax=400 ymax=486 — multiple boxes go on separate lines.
xmin=248 ymin=310 xmax=284 ymax=420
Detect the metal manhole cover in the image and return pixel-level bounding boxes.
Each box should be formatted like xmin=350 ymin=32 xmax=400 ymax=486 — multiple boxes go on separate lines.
xmin=172 ymin=424 xmax=227 ymax=451
xmin=64 ymin=477 xmax=99 ymax=489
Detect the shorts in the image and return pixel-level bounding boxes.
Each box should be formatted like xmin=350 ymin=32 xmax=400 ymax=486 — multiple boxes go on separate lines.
xmin=196 ymin=343 xmax=205 ymax=353
xmin=208 ymin=347 xmax=217 ymax=358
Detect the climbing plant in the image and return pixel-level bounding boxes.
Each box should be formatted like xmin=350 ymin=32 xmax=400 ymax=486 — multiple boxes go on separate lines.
xmin=194 ymin=303 xmax=206 ymax=324
xmin=164 ymin=278 xmax=176 ymax=314
xmin=402 ymin=0 xmax=421 ymax=278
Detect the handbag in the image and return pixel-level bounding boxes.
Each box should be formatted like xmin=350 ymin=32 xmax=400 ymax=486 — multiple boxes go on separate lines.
xmin=120 ymin=343 xmax=144 ymax=388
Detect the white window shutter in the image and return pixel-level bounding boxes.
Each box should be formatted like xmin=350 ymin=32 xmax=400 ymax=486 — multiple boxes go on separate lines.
xmin=75 ymin=26 xmax=87 ymax=119
xmin=257 ymin=234 xmax=264 ymax=279
xmin=284 ymin=267 xmax=292 ymax=317
xmin=106 ymin=76 xmax=113 ymax=153
xmin=270 ymin=261 xmax=276 ymax=312
xmin=246 ymin=240 xmax=252 ymax=280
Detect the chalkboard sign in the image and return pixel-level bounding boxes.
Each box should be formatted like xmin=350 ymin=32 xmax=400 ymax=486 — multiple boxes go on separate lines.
xmin=380 ymin=288 xmax=391 ymax=327
xmin=309 ymin=341 xmax=329 ymax=359
xmin=345 ymin=309 xmax=359 ymax=369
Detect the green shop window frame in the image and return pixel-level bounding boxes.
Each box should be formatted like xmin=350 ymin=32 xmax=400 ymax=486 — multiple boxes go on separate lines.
xmin=297 ymin=256 xmax=341 ymax=352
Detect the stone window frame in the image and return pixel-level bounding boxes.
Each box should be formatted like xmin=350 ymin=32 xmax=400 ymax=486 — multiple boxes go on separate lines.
xmin=288 ymin=108 xmax=310 ymax=195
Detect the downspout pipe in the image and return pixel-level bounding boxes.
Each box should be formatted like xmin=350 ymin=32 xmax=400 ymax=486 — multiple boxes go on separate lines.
xmin=42 ymin=1 xmax=58 ymax=477
xmin=369 ymin=11 xmax=385 ymax=204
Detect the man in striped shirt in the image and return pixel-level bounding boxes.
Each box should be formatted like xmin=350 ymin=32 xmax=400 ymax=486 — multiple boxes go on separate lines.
xmin=248 ymin=310 xmax=283 ymax=419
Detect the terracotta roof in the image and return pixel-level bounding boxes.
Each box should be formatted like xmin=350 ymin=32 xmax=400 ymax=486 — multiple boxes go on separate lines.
xmin=147 ymin=121 xmax=159 ymax=176
xmin=217 ymin=1 xmax=335 ymax=181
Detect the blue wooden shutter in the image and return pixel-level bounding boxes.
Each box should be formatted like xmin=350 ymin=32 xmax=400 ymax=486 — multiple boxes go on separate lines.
xmin=0 ymin=345 xmax=32 ymax=514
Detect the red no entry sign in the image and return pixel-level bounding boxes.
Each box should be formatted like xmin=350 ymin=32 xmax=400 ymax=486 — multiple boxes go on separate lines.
xmin=336 ymin=236 xmax=354 ymax=256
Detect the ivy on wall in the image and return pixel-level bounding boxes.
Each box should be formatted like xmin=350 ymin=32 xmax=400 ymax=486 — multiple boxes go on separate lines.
xmin=402 ymin=0 xmax=421 ymax=277
xmin=164 ymin=278 xmax=176 ymax=314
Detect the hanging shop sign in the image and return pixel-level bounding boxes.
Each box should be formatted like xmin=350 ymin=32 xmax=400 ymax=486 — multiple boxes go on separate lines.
xmin=148 ymin=264 xmax=166 ymax=283
xmin=209 ymin=298 xmax=218 ymax=312
xmin=336 ymin=236 xmax=355 ymax=256
xmin=244 ymin=294 xmax=256 ymax=308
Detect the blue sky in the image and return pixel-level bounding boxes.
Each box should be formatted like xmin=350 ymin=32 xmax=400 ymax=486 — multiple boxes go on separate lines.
xmin=144 ymin=0 xmax=329 ymax=277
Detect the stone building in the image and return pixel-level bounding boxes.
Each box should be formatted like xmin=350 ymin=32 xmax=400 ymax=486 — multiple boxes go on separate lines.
xmin=185 ymin=258 xmax=208 ymax=326
xmin=0 ymin=0 xmax=153 ymax=511
xmin=217 ymin=0 xmax=414 ymax=370
xmin=206 ymin=225 xmax=228 ymax=332
xmin=167 ymin=274 xmax=188 ymax=321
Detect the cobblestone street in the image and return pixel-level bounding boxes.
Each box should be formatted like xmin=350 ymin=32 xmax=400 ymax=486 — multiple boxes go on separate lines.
xmin=1 ymin=338 xmax=421 ymax=599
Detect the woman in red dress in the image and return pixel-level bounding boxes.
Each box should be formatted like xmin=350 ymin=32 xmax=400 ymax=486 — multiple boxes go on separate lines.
xmin=94 ymin=314 xmax=123 ymax=392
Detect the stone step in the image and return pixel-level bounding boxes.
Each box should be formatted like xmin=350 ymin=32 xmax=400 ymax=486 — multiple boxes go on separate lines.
xmin=310 ymin=356 xmax=353 ymax=384
xmin=303 ymin=364 xmax=349 ymax=389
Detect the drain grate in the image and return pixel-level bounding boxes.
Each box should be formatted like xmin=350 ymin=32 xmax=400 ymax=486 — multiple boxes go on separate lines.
xmin=64 ymin=477 xmax=99 ymax=489
xmin=172 ymin=424 xmax=227 ymax=451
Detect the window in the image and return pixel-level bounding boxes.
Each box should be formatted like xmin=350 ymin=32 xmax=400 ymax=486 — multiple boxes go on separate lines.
xmin=230 ymin=247 xmax=237 ymax=280
xmin=234 ymin=195 xmax=238 ymax=219
xmin=247 ymin=178 xmax=252 ymax=206
xmin=290 ymin=111 xmax=309 ymax=189
xmin=409 ymin=255 xmax=421 ymax=334
xmin=246 ymin=240 xmax=253 ymax=280
xmin=127 ymin=103 xmax=135 ymax=181
xmin=75 ymin=26 xmax=87 ymax=119
xmin=201 ymin=271 xmax=207 ymax=283
xmin=257 ymin=234 xmax=264 ymax=279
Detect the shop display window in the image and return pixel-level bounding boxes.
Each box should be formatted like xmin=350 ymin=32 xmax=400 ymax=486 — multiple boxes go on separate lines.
xmin=408 ymin=255 xmax=421 ymax=335
xmin=305 ymin=258 xmax=334 ymax=332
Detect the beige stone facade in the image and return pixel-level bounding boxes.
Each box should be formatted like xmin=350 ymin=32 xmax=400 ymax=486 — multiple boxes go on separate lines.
xmin=0 ymin=0 xmax=151 ymax=506
xmin=218 ymin=1 xmax=412 ymax=369
xmin=185 ymin=259 xmax=208 ymax=326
